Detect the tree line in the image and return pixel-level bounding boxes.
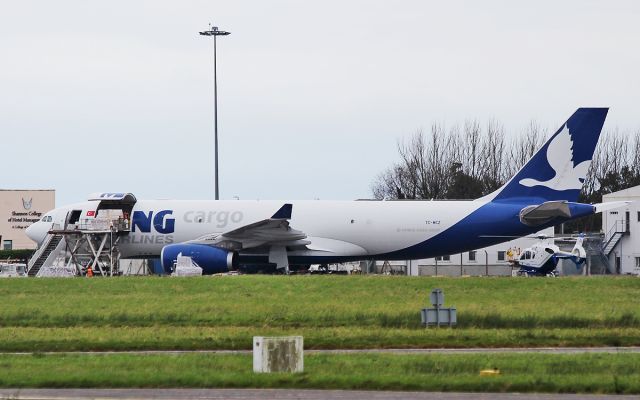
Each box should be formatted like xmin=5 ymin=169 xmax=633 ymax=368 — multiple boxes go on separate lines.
xmin=371 ymin=121 xmax=640 ymax=231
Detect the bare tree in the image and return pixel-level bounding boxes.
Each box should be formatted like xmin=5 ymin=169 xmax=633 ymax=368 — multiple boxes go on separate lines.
xmin=479 ymin=119 xmax=506 ymax=193
xmin=630 ymin=130 xmax=640 ymax=175
xmin=372 ymin=119 xmax=639 ymax=207
xmin=460 ymin=119 xmax=482 ymax=180
xmin=372 ymin=164 xmax=411 ymax=200
xmin=507 ymin=120 xmax=546 ymax=178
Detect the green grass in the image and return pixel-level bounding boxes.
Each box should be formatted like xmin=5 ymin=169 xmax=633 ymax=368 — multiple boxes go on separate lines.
xmin=0 ymin=352 xmax=638 ymax=393
xmin=1 ymin=327 xmax=639 ymax=352
xmin=0 ymin=276 xmax=639 ymax=351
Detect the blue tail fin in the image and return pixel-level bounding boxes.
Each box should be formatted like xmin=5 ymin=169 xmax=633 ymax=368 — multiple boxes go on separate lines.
xmin=492 ymin=108 xmax=608 ymax=202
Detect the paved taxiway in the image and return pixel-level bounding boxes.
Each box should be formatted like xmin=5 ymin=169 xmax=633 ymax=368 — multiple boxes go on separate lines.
xmin=1 ymin=389 xmax=639 ymax=400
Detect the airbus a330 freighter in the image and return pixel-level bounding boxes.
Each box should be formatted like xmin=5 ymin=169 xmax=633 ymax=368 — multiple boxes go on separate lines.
xmin=27 ymin=108 xmax=621 ymax=274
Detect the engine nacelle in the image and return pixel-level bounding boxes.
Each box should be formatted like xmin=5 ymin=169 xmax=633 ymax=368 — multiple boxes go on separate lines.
xmin=160 ymin=244 xmax=238 ymax=275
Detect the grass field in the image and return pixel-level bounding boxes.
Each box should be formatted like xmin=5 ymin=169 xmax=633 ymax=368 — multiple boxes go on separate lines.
xmin=0 ymin=275 xmax=638 ymax=351
xmin=0 ymin=352 xmax=638 ymax=393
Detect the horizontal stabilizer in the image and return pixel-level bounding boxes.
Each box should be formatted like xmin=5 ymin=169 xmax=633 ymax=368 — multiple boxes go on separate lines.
xmin=519 ymin=201 xmax=571 ymax=226
xmin=593 ymin=201 xmax=632 ymax=214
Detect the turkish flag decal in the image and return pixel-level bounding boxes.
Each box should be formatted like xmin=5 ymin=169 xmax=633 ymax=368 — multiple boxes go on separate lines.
xmin=86 ymin=210 xmax=96 ymax=217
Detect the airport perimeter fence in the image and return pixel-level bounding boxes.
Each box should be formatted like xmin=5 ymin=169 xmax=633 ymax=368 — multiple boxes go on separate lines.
xmin=370 ymin=262 xmax=514 ymax=276
xmin=417 ymin=264 xmax=513 ymax=277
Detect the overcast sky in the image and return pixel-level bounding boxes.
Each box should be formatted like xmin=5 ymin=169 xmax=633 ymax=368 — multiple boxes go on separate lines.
xmin=2 ymin=0 xmax=639 ymax=206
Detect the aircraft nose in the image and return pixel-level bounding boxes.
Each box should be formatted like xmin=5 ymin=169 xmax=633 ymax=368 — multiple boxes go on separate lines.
xmin=25 ymin=223 xmax=35 ymax=240
xmin=25 ymin=223 xmax=45 ymax=245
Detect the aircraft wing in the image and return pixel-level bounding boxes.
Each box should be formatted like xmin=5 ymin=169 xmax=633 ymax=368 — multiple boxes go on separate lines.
xmin=188 ymin=203 xmax=310 ymax=251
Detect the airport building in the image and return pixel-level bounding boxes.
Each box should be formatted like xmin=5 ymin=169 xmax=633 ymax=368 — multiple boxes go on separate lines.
xmin=0 ymin=190 xmax=55 ymax=250
xmin=376 ymin=227 xmax=555 ymax=276
xmin=415 ymin=230 xmax=555 ymax=276
xmin=602 ymin=185 xmax=640 ymax=275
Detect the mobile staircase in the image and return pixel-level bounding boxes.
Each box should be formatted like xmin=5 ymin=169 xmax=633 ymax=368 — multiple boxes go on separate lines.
xmin=27 ymin=233 xmax=64 ymax=276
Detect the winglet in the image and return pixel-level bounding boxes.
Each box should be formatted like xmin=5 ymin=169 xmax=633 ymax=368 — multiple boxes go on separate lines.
xmin=271 ymin=203 xmax=293 ymax=219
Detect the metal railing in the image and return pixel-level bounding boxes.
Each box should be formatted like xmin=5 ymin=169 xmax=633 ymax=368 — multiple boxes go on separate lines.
xmin=606 ymin=219 xmax=627 ymax=239
xmin=27 ymin=233 xmax=55 ymax=271
xmin=73 ymin=218 xmax=130 ymax=232
xmin=603 ymin=220 xmax=628 ymax=251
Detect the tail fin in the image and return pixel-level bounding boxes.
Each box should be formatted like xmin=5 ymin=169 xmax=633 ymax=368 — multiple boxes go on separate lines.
xmin=492 ymin=108 xmax=608 ymax=202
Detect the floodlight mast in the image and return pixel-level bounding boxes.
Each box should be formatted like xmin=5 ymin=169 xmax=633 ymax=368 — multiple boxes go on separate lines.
xmin=199 ymin=24 xmax=230 ymax=200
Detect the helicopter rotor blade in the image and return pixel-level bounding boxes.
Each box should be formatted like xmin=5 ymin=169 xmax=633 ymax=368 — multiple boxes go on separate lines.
xmin=478 ymin=235 xmax=553 ymax=239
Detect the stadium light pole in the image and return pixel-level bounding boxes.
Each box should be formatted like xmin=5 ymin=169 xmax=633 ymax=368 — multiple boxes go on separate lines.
xmin=199 ymin=23 xmax=230 ymax=200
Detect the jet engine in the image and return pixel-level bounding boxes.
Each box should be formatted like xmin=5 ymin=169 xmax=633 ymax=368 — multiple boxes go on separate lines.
xmin=160 ymin=243 xmax=238 ymax=274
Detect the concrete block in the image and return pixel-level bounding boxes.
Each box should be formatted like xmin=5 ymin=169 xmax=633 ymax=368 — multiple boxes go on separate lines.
xmin=253 ymin=336 xmax=303 ymax=373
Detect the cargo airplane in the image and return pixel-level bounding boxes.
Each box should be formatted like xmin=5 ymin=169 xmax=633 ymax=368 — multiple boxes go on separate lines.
xmin=26 ymin=108 xmax=623 ymax=274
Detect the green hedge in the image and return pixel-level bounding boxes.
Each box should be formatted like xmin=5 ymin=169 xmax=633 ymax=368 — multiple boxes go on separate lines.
xmin=0 ymin=249 xmax=34 ymax=261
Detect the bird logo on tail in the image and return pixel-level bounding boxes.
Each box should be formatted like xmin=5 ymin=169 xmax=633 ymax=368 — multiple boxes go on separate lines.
xmin=519 ymin=124 xmax=590 ymax=191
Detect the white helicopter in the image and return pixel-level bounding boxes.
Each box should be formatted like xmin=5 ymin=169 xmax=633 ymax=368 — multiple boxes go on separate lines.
xmin=509 ymin=235 xmax=586 ymax=277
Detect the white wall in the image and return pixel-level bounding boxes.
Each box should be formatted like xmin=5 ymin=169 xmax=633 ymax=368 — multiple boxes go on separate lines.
xmin=603 ymin=186 xmax=640 ymax=275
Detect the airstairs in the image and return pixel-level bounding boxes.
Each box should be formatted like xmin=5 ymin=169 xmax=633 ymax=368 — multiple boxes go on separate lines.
xmin=603 ymin=232 xmax=625 ymax=255
xmin=602 ymin=220 xmax=628 ymax=256
xmin=27 ymin=234 xmax=64 ymax=276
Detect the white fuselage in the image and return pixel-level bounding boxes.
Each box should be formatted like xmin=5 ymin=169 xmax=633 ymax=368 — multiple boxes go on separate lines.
xmin=127 ymin=199 xmax=483 ymax=258
xmin=27 ymin=199 xmax=487 ymax=262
